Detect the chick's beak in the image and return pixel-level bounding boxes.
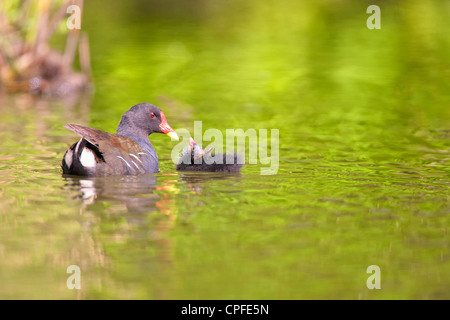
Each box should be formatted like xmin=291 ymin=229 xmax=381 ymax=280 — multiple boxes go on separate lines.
xmin=159 ymin=111 xmax=179 ymax=140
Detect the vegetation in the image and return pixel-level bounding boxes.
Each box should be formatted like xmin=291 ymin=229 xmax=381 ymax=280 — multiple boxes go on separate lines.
xmin=0 ymin=0 xmax=90 ymax=96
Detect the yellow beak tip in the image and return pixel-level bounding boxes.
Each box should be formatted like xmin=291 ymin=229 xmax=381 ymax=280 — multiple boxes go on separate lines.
xmin=167 ymin=131 xmax=179 ymax=141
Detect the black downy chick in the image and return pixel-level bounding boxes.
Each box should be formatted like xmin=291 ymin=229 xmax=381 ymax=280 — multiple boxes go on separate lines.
xmin=176 ymin=138 xmax=243 ymax=172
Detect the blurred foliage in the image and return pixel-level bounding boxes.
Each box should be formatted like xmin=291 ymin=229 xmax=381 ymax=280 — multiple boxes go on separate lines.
xmin=1 ymin=0 xmax=66 ymax=42
xmin=0 ymin=0 xmax=449 ymax=299
xmin=0 ymin=0 xmax=90 ymax=95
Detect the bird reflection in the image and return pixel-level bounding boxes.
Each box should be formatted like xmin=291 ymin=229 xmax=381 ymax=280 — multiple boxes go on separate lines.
xmin=178 ymin=171 xmax=242 ymax=194
xmin=63 ymin=173 xmax=159 ymax=213
xmin=62 ymin=173 xmax=179 ymax=298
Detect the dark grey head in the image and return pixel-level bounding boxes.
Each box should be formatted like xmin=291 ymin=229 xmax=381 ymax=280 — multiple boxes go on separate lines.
xmin=116 ymin=103 xmax=178 ymax=140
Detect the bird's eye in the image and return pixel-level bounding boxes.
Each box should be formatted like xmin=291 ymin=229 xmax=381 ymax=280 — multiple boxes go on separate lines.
xmin=150 ymin=113 xmax=156 ymax=118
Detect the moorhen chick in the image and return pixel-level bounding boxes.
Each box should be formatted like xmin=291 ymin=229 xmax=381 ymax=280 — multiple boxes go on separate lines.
xmin=62 ymin=103 xmax=178 ymax=176
xmin=176 ymin=138 xmax=243 ymax=172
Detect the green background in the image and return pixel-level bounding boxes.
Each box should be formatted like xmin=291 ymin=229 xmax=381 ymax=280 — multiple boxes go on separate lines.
xmin=0 ymin=0 xmax=449 ymax=299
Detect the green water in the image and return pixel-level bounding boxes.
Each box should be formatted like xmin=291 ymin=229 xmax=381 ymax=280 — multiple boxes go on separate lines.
xmin=0 ymin=0 xmax=449 ymax=299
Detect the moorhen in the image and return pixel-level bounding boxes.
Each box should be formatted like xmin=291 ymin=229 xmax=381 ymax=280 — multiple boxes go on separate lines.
xmin=62 ymin=103 xmax=178 ymax=176
xmin=176 ymin=138 xmax=243 ymax=172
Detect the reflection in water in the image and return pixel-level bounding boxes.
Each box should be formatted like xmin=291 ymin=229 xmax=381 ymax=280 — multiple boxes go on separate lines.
xmin=0 ymin=0 xmax=449 ymax=299
xmin=63 ymin=174 xmax=159 ymax=213
xmin=62 ymin=173 xmax=181 ymax=299
xmin=178 ymin=171 xmax=242 ymax=194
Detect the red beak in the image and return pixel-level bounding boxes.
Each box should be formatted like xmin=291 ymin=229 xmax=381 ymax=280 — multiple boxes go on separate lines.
xmin=159 ymin=111 xmax=178 ymax=140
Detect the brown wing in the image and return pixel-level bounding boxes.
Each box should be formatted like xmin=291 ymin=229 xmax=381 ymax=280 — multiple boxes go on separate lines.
xmin=64 ymin=124 xmax=149 ymax=175
xmin=64 ymin=124 xmax=116 ymax=147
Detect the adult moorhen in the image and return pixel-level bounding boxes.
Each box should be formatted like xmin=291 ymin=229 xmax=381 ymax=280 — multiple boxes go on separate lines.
xmin=62 ymin=103 xmax=178 ymax=176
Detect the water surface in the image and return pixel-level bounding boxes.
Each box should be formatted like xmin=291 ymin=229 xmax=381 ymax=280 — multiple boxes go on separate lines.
xmin=0 ymin=0 xmax=449 ymax=299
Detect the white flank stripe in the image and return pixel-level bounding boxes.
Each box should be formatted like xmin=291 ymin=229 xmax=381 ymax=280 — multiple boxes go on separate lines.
xmin=74 ymin=138 xmax=82 ymax=155
xmin=80 ymin=148 xmax=96 ymax=168
xmin=117 ymin=156 xmax=132 ymax=169
xmin=64 ymin=148 xmax=73 ymax=168
xmin=130 ymin=160 xmax=140 ymax=169
xmin=129 ymin=153 xmax=143 ymax=164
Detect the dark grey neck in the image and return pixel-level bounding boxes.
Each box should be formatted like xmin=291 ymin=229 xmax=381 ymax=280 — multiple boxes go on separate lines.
xmin=117 ymin=114 xmax=148 ymax=140
xmin=116 ymin=118 xmax=157 ymax=160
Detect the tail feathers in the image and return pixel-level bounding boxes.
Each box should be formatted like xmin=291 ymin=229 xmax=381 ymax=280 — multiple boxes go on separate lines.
xmin=62 ymin=139 xmax=104 ymax=176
